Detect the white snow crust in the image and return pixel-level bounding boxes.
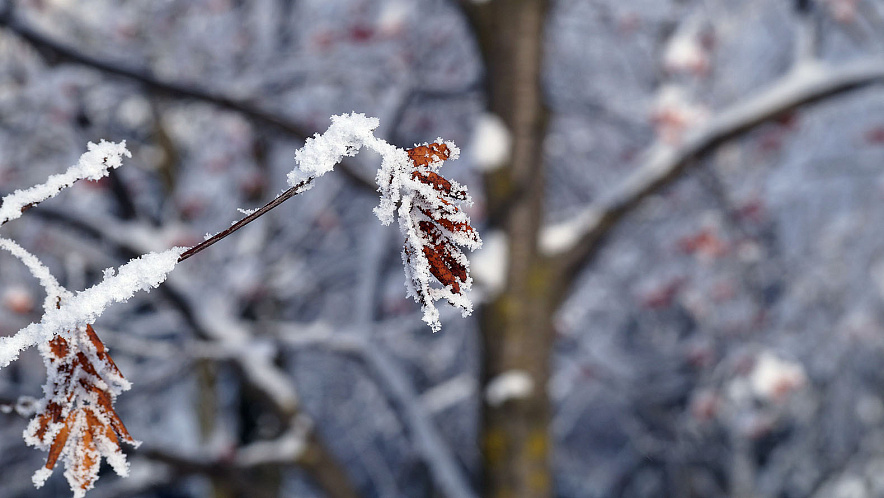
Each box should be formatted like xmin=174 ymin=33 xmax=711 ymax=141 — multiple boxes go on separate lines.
xmin=0 ymin=140 xmax=130 ymax=226
xmin=0 ymin=248 xmax=185 ymax=368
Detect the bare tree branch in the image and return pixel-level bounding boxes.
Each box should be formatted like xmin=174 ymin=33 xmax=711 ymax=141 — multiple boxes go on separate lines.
xmin=142 ymin=417 xmax=310 ymax=472
xmin=542 ymin=57 xmax=884 ymax=281
xmin=177 ymin=178 xmax=313 ymax=263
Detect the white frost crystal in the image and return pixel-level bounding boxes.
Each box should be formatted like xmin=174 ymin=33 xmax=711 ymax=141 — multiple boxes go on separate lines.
xmin=289 ymin=112 xmax=381 ymax=186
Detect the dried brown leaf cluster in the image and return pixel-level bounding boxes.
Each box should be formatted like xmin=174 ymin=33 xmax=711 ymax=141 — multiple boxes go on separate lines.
xmin=25 ymin=324 xmax=137 ymax=497
xmin=401 ymin=142 xmax=481 ymax=331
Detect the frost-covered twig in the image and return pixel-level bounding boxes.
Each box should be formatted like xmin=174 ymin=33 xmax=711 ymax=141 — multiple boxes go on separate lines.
xmin=183 ymin=112 xmax=484 ymax=336
xmin=0 ymin=142 xmax=179 ymax=496
xmin=0 ymin=140 xmax=130 ymax=227
xmin=177 ymin=177 xmax=314 ymax=263
xmin=0 ymin=248 xmax=184 ymax=369
xmin=0 ymin=237 xmax=71 ymax=312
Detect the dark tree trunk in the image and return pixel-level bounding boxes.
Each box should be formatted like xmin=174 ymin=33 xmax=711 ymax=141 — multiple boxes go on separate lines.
xmin=464 ymin=1 xmax=554 ymax=497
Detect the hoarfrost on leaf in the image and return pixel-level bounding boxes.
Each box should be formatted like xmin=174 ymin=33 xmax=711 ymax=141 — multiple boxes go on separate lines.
xmin=292 ymin=114 xmax=480 ymax=332
xmin=395 ymin=141 xmax=480 ymax=332
xmin=26 ymin=324 xmax=138 ymax=496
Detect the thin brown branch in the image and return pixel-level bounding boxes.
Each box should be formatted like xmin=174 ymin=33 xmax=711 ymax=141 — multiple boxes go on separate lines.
xmin=178 ymin=177 xmax=313 ymax=263
xmin=0 ymin=10 xmax=376 ymax=191
xmin=543 ymin=57 xmax=884 ymax=286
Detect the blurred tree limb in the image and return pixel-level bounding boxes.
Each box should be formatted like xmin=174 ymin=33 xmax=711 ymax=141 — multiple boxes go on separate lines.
xmin=0 ymin=4 xmax=376 ymax=191
xmin=542 ymin=57 xmax=884 ymax=294
xmin=276 ymin=326 xmax=479 ymax=498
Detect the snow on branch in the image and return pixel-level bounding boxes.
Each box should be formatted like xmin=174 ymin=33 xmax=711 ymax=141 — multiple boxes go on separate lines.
xmin=0 ymin=237 xmax=71 ymax=312
xmin=0 ymin=248 xmax=184 ymax=369
xmin=0 ymin=140 xmax=130 ymax=227
xmin=289 ymin=113 xmax=381 ymax=186
xmin=291 ymin=113 xmax=482 ymax=332
xmin=542 ymin=57 xmax=884 ymax=273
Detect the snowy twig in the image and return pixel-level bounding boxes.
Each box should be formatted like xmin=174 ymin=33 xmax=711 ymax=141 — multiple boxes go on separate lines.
xmin=0 ymin=237 xmax=71 ymax=312
xmin=0 ymin=248 xmax=184 ymax=369
xmin=292 ymin=113 xmax=480 ymax=332
xmin=19 ymin=206 xmax=308 ymax=419
xmin=543 ymin=56 xmax=884 ymax=277
xmin=0 ymin=140 xmax=130 ymax=228
xmin=177 ymin=177 xmax=314 ymax=263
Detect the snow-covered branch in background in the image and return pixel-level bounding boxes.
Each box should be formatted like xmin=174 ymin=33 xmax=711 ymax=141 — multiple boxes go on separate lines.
xmin=543 ymin=56 xmax=884 ymax=274
xmin=292 ymin=113 xmax=482 ymax=332
xmin=275 ymin=325 xmax=479 ymax=498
